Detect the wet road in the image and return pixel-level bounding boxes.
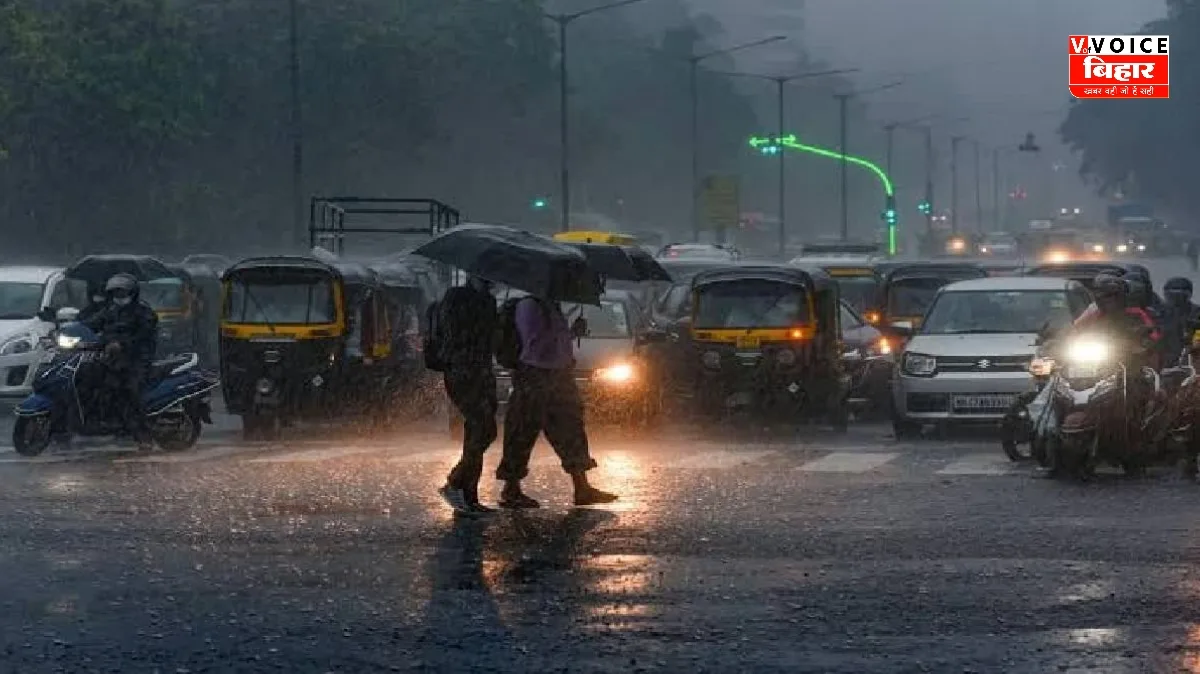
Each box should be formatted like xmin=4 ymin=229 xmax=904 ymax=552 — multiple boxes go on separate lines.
xmin=4 ymin=419 xmax=1200 ymax=673
xmin=3 ymin=257 xmax=1200 ymax=672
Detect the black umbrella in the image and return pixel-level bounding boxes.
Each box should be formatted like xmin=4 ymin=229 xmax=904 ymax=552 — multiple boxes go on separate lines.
xmin=412 ymin=224 xmax=603 ymax=304
xmin=569 ymin=243 xmax=672 ymax=283
xmin=65 ymin=255 xmax=176 ymax=288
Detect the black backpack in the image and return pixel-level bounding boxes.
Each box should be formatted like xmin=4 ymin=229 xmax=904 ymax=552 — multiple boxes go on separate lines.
xmin=423 ymin=301 xmax=446 ymax=371
xmin=495 ymin=297 xmax=525 ymax=370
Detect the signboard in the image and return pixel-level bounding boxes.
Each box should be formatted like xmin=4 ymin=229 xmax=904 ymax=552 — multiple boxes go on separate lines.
xmin=701 ymin=175 xmax=739 ymax=232
xmin=1069 ymin=35 xmax=1169 ymax=99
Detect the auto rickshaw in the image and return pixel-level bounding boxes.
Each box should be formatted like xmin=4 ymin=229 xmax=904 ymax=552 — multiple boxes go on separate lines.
xmin=866 ymin=262 xmax=987 ymax=336
xmin=369 ymin=261 xmax=441 ymax=417
xmin=165 ymin=263 xmax=221 ymax=366
xmin=553 ymin=231 xmax=638 ymax=245
xmin=686 ymin=264 xmax=848 ymax=428
xmin=219 ymin=256 xmax=394 ymax=439
xmin=818 ymin=264 xmax=879 ymax=315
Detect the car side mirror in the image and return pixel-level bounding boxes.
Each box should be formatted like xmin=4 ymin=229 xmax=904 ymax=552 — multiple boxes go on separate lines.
xmin=37 ymin=306 xmax=58 ymax=323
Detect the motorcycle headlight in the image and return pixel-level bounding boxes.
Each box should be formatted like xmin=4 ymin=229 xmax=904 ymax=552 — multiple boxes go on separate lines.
xmin=1066 ymin=338 xmax=1109 ymax=364
xmin=702 ymin=350 xmax=721 ymax=369
xmin=594 ymin=362 xmax=635 ymax=384
xmin=903 ymin=352 xmax=937 ymax=376
xmin=1029 ymin=357 xmax=1055 ymax=377
xmin=0 ymin=333 xmax=37 ymax=355
xmin=776 ymin=349 xmax=796 ymax=366
xmin=55 ymin=334 xmax=81 ymax=350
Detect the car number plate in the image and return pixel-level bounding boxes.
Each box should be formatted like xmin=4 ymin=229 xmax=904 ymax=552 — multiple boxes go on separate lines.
xmin=736 ymin=335 xmax=760 ymax=349
xmin=952 ymin=394 xmax=1015 ymax=410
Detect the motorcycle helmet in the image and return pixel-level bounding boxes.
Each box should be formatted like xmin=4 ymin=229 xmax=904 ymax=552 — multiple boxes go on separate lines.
xmin=105 ymin=273 xmax=139 ymax=306
xmin=1164 ymin=276 xmax=1193 ymax=305
xmin=1092 ymin=273 xmax=1126 ymax=312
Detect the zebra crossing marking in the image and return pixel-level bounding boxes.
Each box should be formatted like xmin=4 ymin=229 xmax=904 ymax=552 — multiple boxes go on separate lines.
xmin=666 ymin=450 xmax=777 ymax=470
xmin=797 ymin=451 xmax=899 ymax=473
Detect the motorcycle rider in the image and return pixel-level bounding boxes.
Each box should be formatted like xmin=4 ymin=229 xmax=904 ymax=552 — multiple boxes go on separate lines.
xmin=1161 ymin=277 xmax=1200 ymax=367
xmin=83 ymin=274 xmax=159 ymax=446
xmin=77 ymin=284 xmax=110 ymax=323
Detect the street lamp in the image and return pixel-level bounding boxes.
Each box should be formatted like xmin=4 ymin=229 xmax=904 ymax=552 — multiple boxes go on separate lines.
xmin=688 ymin=35 xmax=786 ymax=243
xmin=545 ymin=0 xmax=655 ymax=232
xmin=834 ymin=80 xmax=903 ymax=240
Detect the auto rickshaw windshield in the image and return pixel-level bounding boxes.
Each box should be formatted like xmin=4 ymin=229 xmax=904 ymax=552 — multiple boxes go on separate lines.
xmin=886 ymin=276 xmax=948 ymax=317
xmin=694 ymin=280 xmax=810 ymax=329
xmin=832 ymin=276 xmax=877 ymax=313
xmin=224 ymin=276 xmax=336 ymax=324
xmin=141 ymin=278 xmax=185 ymax=311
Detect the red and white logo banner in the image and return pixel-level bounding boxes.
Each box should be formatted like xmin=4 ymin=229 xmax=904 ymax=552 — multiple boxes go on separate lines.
xmin=1069 ymin=35 xmax=1169 ymax=99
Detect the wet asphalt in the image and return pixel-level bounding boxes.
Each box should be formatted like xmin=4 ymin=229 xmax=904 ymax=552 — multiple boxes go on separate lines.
xmin=2 ymin=258 xmax=1200 ymax=673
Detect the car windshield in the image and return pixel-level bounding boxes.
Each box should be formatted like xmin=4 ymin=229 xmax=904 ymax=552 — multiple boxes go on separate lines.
xmin=921 ymin=290 xmax=1074 ymax=335
xmin=887 ymin=277 xmax=952 ymax=317
xmin=580 ymin=300 xmax=631 ymax=338
xmin=141 ymin=278 xmax=185 ymax=311
xmin=833 ymin=276 xmax=878 ymax=313
xmin=694 ymin=280 xmax=809 ymax=328
xmin=224 ymin=278 xmax=336 ymax=324
xmin=0 ymin=282 xmax=44 ymax=320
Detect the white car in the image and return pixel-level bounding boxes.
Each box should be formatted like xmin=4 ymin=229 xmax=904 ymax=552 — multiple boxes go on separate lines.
xmin=0 ymin=266 xmax=83 ymax=397
xmin=890 ymin=276 xmax=1092 ymax=437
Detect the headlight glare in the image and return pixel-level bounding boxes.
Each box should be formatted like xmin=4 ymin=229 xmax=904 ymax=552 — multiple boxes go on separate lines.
xmin=594 ymin=362 xmax=635 ymax=384
xmin=1067 ymin=338 xmax=1109 ymax=364
xmin=55 ymin=334 xmax=80 ymax=350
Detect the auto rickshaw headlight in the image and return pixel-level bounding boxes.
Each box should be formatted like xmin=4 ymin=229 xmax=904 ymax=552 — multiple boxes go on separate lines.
xmin=255 ymin=378 xmax=275 ymax=394
xmin=702 ymin=350 xmax=721 ymax=369
xmin=776 ymin=349 xmax=796 ymax=366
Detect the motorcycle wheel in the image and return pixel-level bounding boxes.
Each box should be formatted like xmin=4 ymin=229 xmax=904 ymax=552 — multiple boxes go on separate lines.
xmin=1000 ymin=392 xmax=1039 ymax=462
xmin=13 ymin=416 xmax=52 ymax=457
xmin=152 ymin=413 xmax=201 ymax=452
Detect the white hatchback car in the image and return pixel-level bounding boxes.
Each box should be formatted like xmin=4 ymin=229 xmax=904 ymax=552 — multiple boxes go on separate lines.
xmin=891 ymin=276 xmax=1092 ymax=437
xmin=0 ymin=266 xmax=84 ymax=397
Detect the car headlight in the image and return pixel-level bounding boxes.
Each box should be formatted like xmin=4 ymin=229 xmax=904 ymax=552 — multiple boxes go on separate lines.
xmin=979 ymin=246 xmax=989 ymax=254
xmin=1067 ymin=338 xmax=1109 ymax=364
xmin=702 ymin=350 xmax=721 ymax=369
xmin=1137 ymin=244 xmax=1146 ymax=251
xmin=1044 ymin=250 xmax=1071 ymax=263
xmin=1117 ymin=244 xmax=1129 ymax=253
xmin=55 ymin=334 xmax=81 ymax=350
xmin=1029 ymin=357 xmax=1055 ymax=376
xmin=902 ymin=352 xmax=937 ymax=376
xmin=594 ymin=362 xmax=635 ymax=384
xmin=1 ymin=333 xmax=38 ymax=355
xmin=1091 ymin=244 xmax=1104 ymax=253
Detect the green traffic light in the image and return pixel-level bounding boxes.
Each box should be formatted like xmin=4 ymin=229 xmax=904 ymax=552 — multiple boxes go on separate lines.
xmin=531 ymin=198 xmax=548 ymax=209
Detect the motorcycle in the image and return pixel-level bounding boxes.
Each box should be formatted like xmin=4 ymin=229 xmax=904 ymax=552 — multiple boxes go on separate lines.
xmin=1049 ymin=331 xmax=1166 ymax=479
xmin=11 ymin=320 xmax=218 ymax=456
xmin=1152 ymin=346 xmax=1200 ymax=476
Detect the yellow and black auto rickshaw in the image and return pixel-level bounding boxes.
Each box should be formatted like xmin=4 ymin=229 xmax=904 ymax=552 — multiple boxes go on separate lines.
xmin=865 ymin=262 xmax=987 ymax=338
xmin=219 ymin=256 xmax=393 ymax=439
xmin=369 ymin=261 xmax=442 ymax=418
xmin=818 ymin=264 xmax=880 ymax=317
xmin=165 ymin=263 xmax=222 ymax=366
xmin=687 ymin=264 xmax=848 ymax=428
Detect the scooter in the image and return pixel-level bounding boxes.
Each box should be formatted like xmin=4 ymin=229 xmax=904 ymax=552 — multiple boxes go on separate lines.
xmin=11 ymin=319 xmax=218 ymax=456
xmin=1050 ymin=332 xmax=1165 ymax=479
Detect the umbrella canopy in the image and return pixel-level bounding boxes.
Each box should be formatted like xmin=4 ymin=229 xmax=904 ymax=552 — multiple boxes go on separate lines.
xmin=568 ymin=243 xmax=672 ymax=283
xmin=65 ymin=255 xmax=176 ymax=289
xmin=412 ymin=224 xmax=603 ymax=304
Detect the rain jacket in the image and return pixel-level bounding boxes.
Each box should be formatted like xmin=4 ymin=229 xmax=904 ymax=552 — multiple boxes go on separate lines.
xmin=84 ymin=299 xmax=159 ymax=369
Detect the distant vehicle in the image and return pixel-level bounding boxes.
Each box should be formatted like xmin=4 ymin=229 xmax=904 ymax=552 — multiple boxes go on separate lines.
xmin=977 ymin=232 xmax=1018 ymax=257
xmin=794 ymin=241 xmax=880 ymax=258
xmin=889 ymin=276 xmax=1092 ymax=438
xmin=181 ymin=254 xmax=232 ymax=273
xmin=656 ymin=243 xmax=740 ymax=261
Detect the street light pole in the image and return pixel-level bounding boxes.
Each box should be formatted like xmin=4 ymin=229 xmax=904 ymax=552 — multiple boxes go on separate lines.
xmin=973 ymin=140 xmax=983 ymax=232
xmin=883 ymin=123 xmax=896 ymax=177
xmin=289 ymin=0 xmax=303 ymax=247
xmin=688 ymin=36 xmax=785 ymax=243
xmin=547 ymin=0 xmax=654 ymax=233
xmin=950 ymin=135 xmax=963 ymax=235
xmin=836 ymin=93 xmax=850 ymax=241
xmin=992 ymin=147 xmax=1001 ymax=231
